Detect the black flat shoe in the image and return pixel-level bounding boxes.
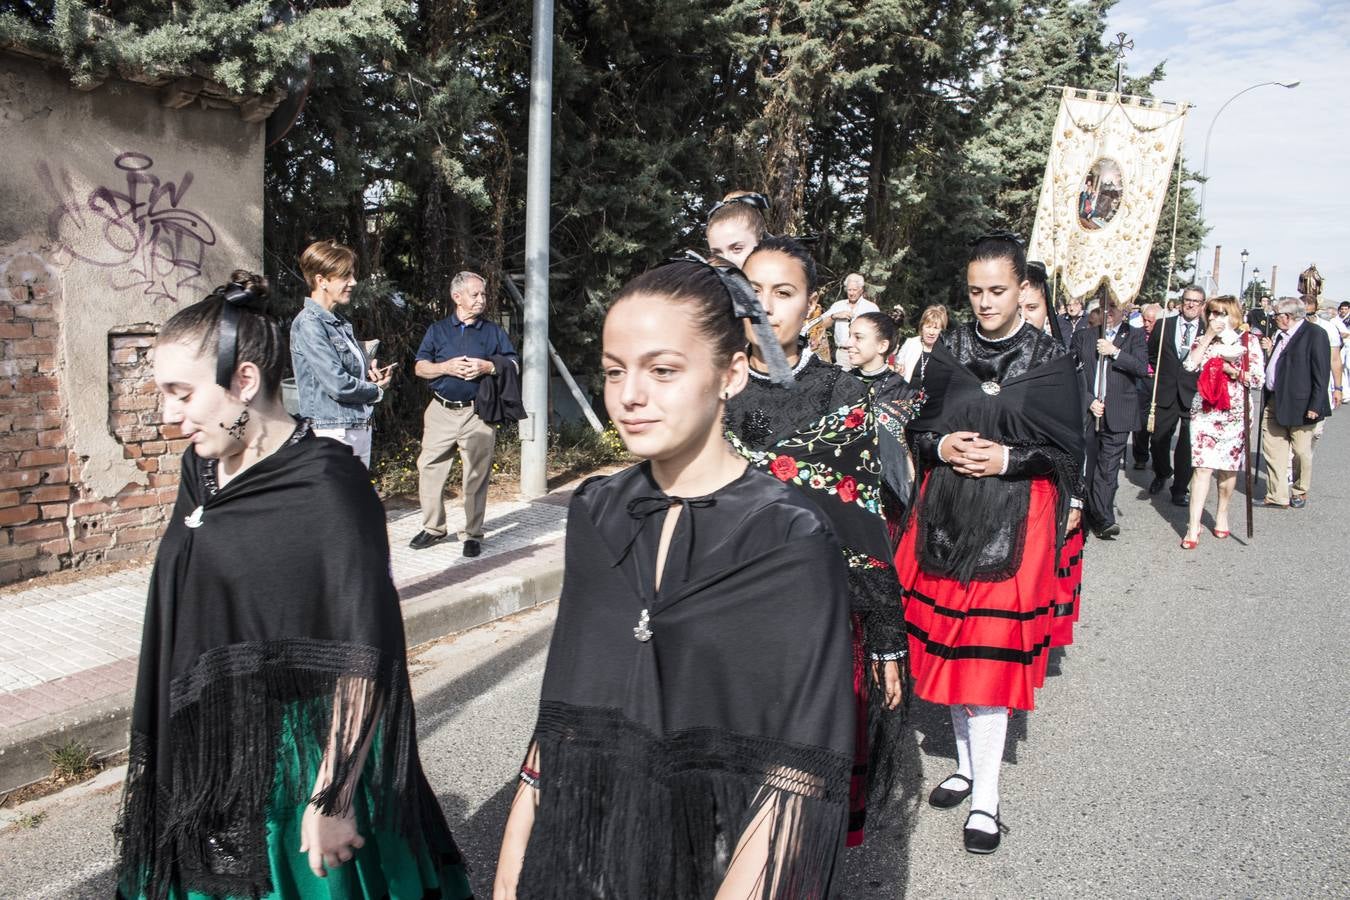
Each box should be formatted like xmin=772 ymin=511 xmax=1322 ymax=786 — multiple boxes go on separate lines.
xmin=1148 ymin=477 xmax=1166 ymax=495
xmin=1094 ymin=522 xmax=1121 ymax=540
xmin=1171 ymin=492 xmax=1190 ymax=507
xmin=963 ymin=808 xmax=1006 ymax=854
xmin=927 ymin=774 xmax=972 ymax=809
xmin=409 ymin=530 xmax=447 ymax=550
xmin=462 ymin=538 xmax=482 ymax=558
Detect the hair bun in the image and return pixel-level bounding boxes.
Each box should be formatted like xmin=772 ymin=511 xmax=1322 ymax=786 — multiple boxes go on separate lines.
xmin=218 ymin=269 xmax=270 ymax=309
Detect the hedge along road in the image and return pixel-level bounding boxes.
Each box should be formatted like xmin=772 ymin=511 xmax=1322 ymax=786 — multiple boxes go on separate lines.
xmin=2 ymin=420 xmax=1347 ymax=898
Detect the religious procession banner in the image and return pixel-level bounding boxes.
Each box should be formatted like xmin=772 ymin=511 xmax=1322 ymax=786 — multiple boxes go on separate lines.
xmin=1028 ymin=88 xmax=1188 ymax=304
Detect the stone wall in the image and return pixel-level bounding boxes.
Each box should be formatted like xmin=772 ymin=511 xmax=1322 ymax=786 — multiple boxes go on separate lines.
xmin=0 ymin=52 xmax=265 ymax=584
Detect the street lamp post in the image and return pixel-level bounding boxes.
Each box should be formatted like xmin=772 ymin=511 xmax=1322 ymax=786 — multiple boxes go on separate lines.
xmin=1192 ymin=80 xmax=1300 ymax=281
xmin=1239 ymin=249 xmax=1249 ymax=305
xmin=1249 ymin=267 xmax=1260 ymax=308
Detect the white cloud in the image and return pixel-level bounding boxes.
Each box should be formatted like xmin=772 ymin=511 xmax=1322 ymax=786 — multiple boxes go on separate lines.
xmin=1107 ymin=0 xmax=1350 ymax=300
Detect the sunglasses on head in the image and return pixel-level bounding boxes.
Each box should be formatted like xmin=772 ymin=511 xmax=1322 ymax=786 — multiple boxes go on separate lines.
xmin=708 ymin=192 xmax=770 ymax=217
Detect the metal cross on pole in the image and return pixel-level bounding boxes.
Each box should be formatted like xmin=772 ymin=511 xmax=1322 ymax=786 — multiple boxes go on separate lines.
xmin=1110 ymin=32 xmax=1134 ymax=94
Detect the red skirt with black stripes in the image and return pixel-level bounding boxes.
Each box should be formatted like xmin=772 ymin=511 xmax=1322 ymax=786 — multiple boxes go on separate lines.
xmin=895 ymin=476 xmax=1059 ymax=711
xmin=1050 ymin=526 xmax=1084 ymax=648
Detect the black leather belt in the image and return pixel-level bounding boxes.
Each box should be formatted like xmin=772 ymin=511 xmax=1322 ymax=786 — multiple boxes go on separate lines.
xmin=433 ymin=395 xmax=474 ymax=409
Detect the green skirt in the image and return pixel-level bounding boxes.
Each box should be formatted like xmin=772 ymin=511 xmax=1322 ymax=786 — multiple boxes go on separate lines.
xmin=122 ymin=711 xmax=473 ymax=900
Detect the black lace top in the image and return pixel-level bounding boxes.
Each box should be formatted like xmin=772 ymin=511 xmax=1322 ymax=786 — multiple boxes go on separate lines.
xmin=727 ymin=354 xmax=867 ymax=450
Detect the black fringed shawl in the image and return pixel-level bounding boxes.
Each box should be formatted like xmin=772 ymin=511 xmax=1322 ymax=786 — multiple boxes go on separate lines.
xmin=867 ymin=370 xmax=926 ymax=517
xmin=116 ymin=428 xmax=457 ymax=899
xmin=520 ymin=464 xmax=854 ymax=899
xmin=906 ymin=323 xmax=1085 ymax=585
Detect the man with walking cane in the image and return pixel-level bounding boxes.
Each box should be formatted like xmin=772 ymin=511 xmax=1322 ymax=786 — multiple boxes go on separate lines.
xmin=1073 ymin=297 xmax=1149 ymax=539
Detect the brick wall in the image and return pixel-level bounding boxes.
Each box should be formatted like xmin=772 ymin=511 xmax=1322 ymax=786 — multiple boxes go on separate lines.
xmin=0 ymin=257 xmax=181 ymax=585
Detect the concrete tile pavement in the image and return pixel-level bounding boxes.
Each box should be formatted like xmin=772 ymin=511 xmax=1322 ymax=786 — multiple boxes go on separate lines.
xmin=0 ymin=488 xmax=572 ymax=789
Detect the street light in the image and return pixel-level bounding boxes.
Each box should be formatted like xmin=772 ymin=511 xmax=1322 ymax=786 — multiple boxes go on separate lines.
xmin=1193 ymin=80 xmax=1300 ymax=281
xmin=1239 ymin=249 xmax=1249 ymax=305
xmin=1249 ymin=266 xmax=1261 ymax=308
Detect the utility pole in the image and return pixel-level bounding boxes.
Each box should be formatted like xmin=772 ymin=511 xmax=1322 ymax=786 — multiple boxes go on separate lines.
xmin=519 ymin=0 xmax=554 ymax=498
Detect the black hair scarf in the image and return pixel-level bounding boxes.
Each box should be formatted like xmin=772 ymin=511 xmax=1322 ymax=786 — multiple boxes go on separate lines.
xmin=905 ymin=340 xmax=1085 ymax=586
xmin=115 ymin=433 xmax=459 ymax=898
xmin=519 ymin=466 xmax=854 ymax=899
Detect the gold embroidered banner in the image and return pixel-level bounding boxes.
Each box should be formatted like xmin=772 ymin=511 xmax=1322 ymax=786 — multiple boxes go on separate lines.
xmin=1028 ymin=88 xmax=1188 ymax=304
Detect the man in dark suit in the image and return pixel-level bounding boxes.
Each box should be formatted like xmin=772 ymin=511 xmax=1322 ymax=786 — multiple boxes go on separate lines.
xmin=1259 ymin=297 xmax=1332 ymax=508
xmin=1073 ymin=299 xmax=1150 ymax=538
xmin=1145 ymin=285 xmax=1206 ymax=505
xmin=1131 ymin=302 xmax=1163 ymax=469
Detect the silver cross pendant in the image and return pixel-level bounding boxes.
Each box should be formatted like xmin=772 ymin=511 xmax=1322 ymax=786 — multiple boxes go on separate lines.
xmin=633 ymin=609 xmax=653 ymax=642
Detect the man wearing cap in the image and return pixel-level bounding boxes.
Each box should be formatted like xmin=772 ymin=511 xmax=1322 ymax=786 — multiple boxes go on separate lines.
xmin=409 ymin=271 xmax=517 ymax=557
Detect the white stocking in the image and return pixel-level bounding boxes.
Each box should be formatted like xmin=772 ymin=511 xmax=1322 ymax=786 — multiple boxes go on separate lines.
xmin=939 ymin=704 xmax=973 ymax=792
xmin=966 ymin=705 xmax=1008 ymax=833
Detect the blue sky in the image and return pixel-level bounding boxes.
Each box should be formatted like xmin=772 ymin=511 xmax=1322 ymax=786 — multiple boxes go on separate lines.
xmin=1106 ymin=0 xmax=1350 ymax=303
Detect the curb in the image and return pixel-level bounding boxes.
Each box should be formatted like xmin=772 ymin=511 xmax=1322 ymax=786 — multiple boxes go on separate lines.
xmin=0 ymin=555 xmax=565 ymax=794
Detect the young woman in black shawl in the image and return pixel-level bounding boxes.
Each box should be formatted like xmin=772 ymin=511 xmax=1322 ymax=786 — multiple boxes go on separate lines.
xmin=1022 ymin=260 xmax=1088 ymax=649
xmin=493 ymin=259 xmax=855 ymax=899
xmin=843 ymin=311 xmax=925 ymax=540
xmin=723 ymin=237 xmax=911 ymax=848
xmin=895 ymin=236 xmax=1085 ymax=854
xmin=116 ymin=272 xmax=471 ymax=900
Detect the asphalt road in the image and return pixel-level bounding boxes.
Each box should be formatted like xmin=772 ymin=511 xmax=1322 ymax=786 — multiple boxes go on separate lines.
xmin=3 ymin=420 xmax=1346 ymax=898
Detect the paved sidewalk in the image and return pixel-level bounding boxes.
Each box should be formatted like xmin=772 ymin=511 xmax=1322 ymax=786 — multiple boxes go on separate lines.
xmin=0 ymin=487 xmax=574 ymax=791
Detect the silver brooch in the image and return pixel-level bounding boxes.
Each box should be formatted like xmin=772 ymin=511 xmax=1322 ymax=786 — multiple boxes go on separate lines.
xmin=633 ymin=609 xmax=652 ymax=642
xmin=184 ymin=505 xmax=205 ymax=529
xmin=980 ymin=381 xmax=1002 ymax=396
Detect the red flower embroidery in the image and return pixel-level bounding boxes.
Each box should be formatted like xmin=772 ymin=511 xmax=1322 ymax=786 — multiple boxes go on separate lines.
xmin=843 ymin=407 xmax=866 ymax=429
xmin=836 ymin=476 xmax=858 ymax=503
xmin=769 ymin=454 xmax=799 ymax=481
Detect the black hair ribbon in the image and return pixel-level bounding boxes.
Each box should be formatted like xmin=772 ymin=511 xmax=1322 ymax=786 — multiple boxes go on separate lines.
xmin=676 ymin=251 xmax=796 ymax=387
xmin=214 ymin=281 xmax=267 ymax=389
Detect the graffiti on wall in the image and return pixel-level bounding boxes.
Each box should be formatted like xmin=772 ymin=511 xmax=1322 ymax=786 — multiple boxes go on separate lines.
xmin=40 ymin=152 xmax=217 ymax=304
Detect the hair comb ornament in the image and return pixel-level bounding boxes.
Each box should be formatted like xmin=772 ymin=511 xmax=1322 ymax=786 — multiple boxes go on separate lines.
xmin=969 ymin=230 xmax=1025 ymax=248
xmin=707 ymin=192 xmax=770 ymax=218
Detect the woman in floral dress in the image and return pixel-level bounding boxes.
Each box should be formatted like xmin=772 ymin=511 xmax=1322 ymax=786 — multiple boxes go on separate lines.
xmin=1181 ymin=295 xmax=1265 ymax=548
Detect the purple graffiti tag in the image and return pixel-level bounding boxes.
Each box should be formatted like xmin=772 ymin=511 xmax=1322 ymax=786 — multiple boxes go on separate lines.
xmin=40 ymin=152 xmax=218 ymax=304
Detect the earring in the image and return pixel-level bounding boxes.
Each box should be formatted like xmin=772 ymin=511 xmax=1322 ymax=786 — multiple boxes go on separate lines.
xmin=720 ymin=390 xmax=730 ymax=400
xmin=222 ymin=408 xmax=250 ymax=441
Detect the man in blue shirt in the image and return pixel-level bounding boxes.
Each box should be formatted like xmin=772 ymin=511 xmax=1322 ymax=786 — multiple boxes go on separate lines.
xmin=409 ymin=271 xmax=518 ymax=557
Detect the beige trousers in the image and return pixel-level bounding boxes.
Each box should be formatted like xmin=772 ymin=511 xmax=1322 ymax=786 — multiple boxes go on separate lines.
xmin=1260 ymin=404 xmax=1316 ymax=505
xmin=417 ymin=401 xmax=496 ymax=539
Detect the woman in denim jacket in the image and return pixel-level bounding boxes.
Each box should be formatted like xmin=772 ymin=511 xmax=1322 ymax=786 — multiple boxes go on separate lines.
xmin=289 ymin=240 xmax=393 ymax=466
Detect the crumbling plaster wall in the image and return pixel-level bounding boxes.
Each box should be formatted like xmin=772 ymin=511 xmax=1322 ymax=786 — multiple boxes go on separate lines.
xmin=0 ymin=52 xmax=263 ymax=581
